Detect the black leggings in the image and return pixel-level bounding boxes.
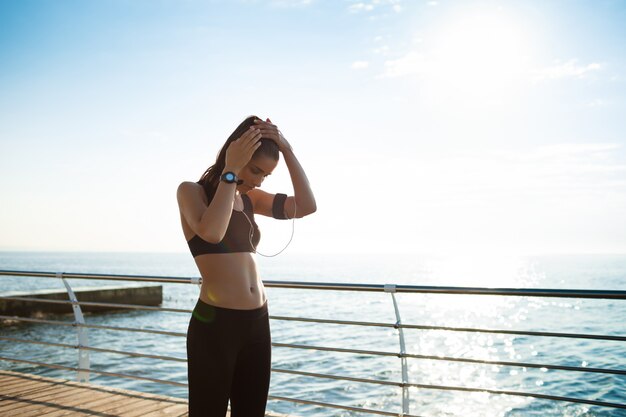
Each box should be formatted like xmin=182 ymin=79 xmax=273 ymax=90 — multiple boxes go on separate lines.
xmin=186 ymin=298 xmax=271 ymax=417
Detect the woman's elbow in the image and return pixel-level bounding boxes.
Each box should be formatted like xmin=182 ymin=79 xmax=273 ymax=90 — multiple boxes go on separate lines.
xmin=296 ymin=203 xmax=317 ymax=218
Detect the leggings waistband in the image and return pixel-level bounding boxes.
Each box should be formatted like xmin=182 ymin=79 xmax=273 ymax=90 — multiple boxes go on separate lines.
xmin=192 ymin=298 xmax=268 ymax=323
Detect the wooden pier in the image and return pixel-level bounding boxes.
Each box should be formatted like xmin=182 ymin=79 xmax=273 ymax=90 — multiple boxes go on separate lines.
xmin=0 ymin=370 xmax=292 ymax=416
xmin=0 ymin=370 xmax=189 ymax=416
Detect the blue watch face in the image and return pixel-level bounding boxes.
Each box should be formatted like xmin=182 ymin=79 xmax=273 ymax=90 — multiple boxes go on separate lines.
xmin=223 ymin=172 xmax=236 ymax=182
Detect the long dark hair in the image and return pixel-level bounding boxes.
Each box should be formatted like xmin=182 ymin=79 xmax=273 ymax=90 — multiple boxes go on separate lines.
xmin=198 ymin=115 xmax=280 ymax=202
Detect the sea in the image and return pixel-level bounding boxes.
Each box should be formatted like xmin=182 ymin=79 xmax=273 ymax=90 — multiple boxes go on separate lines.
xmin=0 ymin=251 xmax=624 ymax=417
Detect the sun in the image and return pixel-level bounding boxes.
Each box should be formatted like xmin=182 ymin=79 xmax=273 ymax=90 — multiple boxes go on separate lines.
xmin=423 ymin=8 xmax=533 ymax=105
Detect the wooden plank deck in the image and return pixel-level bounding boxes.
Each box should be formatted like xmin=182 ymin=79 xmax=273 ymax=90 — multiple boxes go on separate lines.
xmin=0 ymin=370 xmax=293 ymax=416
xmin=0 ymin=370 xmax=189 ymax=416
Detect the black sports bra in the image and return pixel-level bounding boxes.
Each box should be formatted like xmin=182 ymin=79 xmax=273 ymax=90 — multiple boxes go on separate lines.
xmin=187 ymin=193 xmax=288 ymax=257
xmin=187 ymin=194 xmax=259 ymax=256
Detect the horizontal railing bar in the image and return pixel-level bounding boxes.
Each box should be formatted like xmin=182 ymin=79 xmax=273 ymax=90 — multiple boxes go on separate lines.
xmin=3 ymin=311 xmax=623 ymax=347
xmin=400 ymin=324 xmax=626 ymax=342
xmin=272 ymin=315 xmax=625 ymax=341
xmin=273 ymin=343 xmax=626 ymax=375
xmin=268 ymin=395 xmax=424 ymax=417
xmin=8 ymin=332 xmax=622 ymax=387
xmin=0 ymin=296 xmax=191 ymax=313
xmin=0 ymin=270 xmax=193 ymax=284
xmin=273 ymin=368 xmax=401 ymax=387
xmin=403 ymin=355 xmax=626 ymax=376
xmin=273 ymin=342 xmax=398 ymax=357
xmin=6 ymin=333 xmax=622 ymax=392
xmin=267 ymin=280 xmax=626 ymax=299
xmin=0 ymin=336 xmax=187 ymax=363
xmin=272 ymin=315 xmax=393 ymax=328
xmin=69 ymin=319 xmax=187 ymax=337
xmin=0 ymin=315 xmax=186 ymax=337
xmin=272 ymin=368 xmax=626 ymax=410
xmin=406 ymin=382 xmax=626 ymax=410
xmin=0 ymin=357 xmax=187 ymax=387
xmin=0 ymin=315 xmax=77 ymax=326
xmin=2 ymin=270 xmax=625 ymax=299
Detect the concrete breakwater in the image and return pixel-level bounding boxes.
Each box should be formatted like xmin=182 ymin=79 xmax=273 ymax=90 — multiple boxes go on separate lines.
xmin=0 ymin=284 xmax=162 ymax=317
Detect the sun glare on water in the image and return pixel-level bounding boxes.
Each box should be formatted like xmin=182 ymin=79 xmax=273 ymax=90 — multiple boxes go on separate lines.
xmin=396 ymin=252 xmax=541 ymax=415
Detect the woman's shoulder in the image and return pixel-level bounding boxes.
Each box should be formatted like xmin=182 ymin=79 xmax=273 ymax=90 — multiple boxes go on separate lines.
xmin=177 ymin=180 xmax=203 ymax=192
xmin=177 ymin=181 xmax=206 ymax=202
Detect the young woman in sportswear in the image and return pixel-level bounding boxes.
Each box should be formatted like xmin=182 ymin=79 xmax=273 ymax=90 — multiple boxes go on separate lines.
xmin=176 ymin=115 xmax=317 ymax=417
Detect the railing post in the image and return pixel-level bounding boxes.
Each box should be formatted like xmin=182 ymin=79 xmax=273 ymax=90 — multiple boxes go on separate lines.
xmin=58 ymin=272 xmax=90 ymax=382
xmin=385 ymin=284 xmax=409 ymax=416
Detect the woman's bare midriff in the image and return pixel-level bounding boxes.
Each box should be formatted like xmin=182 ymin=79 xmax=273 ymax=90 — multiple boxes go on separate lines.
xmin=194 ymin=252 xmax=267 ymax=310
xmin=180 ymin=190 xmax=266 ymax=310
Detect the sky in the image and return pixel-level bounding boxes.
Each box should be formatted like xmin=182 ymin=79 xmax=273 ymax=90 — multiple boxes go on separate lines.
xmin=1 ymin=0 xmax=625 ymax=256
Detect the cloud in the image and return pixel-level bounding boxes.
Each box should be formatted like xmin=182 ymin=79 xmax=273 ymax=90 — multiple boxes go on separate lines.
xmin=532 ymin=59 xmax=604 ymax=82
xmin=378 ymin=51 xmax=608 ymax=93
xmin=534 ymin=143 xmax=620 ymax=158
xmin=379 ymin=51 xmax=431 ymax=78
xmin=351 ymin=61 xmax=369 ymax=69
xmin=587 ymin=98 xmax=608 ymax=107
xmin=379 ymin=142 xmax=626 ymax=254
xmin=348 ymin=2 xmax=374 ymax=13
xmin=372 ymin=44 xmax=390 ymax=55
xmin=269 ymin=0 xmax=314 ymax=7
xmin=347 ymin=0 xmax=403 ymax=14
xmin=402 ymin=143 xmax=626 ymax=212
xmin=500 ymin=143 xmax=626 ymax=187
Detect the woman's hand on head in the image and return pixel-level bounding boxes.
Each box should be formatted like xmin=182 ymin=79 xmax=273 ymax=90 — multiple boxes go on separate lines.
xmin=254 ymin=118 xmax=292 ymax=153
xmin=224 ymin=127 xmax=263 ymax=174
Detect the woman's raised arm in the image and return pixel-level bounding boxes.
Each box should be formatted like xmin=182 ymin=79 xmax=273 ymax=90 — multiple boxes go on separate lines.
xmin=177 ymin=127 xmax=263 ymax=242
xmin=253 ymin=118 xmax=317 ymax=219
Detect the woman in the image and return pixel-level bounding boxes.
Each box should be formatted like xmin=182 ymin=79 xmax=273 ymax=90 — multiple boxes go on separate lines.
xmin=177 ymin=115 xmax=317 ymax=417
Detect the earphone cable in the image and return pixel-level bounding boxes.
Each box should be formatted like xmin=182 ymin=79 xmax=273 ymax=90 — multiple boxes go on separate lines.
xmin=241 ymin=200 xmax=296 ymax=257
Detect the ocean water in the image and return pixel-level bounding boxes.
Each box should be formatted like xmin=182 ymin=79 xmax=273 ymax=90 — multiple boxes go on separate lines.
xmin=0 ymin=251 xmax=625 ymax=417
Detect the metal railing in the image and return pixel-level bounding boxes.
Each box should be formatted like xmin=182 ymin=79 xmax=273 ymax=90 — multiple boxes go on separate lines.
xmin=0 ymin=269 xmax=625 ymax=416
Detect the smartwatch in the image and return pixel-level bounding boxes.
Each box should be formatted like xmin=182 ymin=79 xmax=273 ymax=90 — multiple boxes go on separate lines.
xmin=220 ymin=171 xmax=238 ymax=184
